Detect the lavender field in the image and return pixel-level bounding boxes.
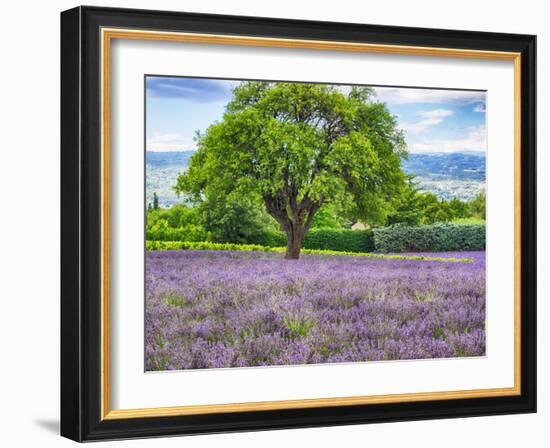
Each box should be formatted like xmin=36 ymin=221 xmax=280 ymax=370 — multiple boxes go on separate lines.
xmin=145 ymin=250 xmax=485 ymax=371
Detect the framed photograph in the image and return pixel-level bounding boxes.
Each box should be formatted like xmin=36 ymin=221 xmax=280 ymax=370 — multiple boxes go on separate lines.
xmin=60 ymin=6 xmax=536 ymax=442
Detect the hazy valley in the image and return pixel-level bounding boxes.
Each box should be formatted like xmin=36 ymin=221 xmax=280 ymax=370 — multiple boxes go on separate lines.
xmin=146 ymin=150 xmax=486 ymax=208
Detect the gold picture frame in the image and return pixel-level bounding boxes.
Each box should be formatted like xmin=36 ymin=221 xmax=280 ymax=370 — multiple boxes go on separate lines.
xmin=61 ymin=6 xmax=536 ymax=442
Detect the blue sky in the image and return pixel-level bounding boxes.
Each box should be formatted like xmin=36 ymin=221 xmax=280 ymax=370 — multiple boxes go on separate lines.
xmin=146 ymin=77 xmax=486 ymax=154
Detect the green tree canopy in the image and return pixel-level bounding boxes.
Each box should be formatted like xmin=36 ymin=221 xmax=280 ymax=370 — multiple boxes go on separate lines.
xmin=469 ymin=191 xmax=486 ymax=219
xmin=386 ymin=176 xmax=424 ymax=226
xmin=176 ymin=81 xmax=407 ymax=259
xmin=198 ymin=191 xmax=278 ymax=244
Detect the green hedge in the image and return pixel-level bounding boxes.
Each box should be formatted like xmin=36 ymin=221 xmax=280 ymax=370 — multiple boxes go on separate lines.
xmin=247 ymin=228 xmax=374 ymax=253
xmin=149 ymin=227 xmax=375 ymax=253
xmin=146 ymin=240 xmax=472 ymax=263
xmin=248 ymin=230 xmax=287 ymax=247
xmin=304 ymin=228 xmax=374 ymax=252
xmin=372 ymin=223 xmax=485 ymax=253
xmin=146 ymin=225 xmax=208 ymax=242
xmin=147 ymin=224 xmax=483 ymax=254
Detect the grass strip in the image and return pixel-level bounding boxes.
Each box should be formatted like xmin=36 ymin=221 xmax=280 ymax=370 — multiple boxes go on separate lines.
xmin=145 ymin=240 xmax=474 ymax=263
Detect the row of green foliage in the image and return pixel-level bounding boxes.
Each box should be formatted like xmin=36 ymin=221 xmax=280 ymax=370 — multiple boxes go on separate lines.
xmin=145 ymin=240 xmax=473 ymax=263
xmin=372 ymin=223 xmax=486 ymax=253
xmin=246 ymin=228 xmax=375 ymax=253
xmin=146 ymin=205 xmax=375 ymax=252
xmin=145 ymin=225 xmax=208 ymax=242
xmin=146 ymin=202 xmax=485 ymax=254
xmin=146 ymin=227 xmax=374 ymax=253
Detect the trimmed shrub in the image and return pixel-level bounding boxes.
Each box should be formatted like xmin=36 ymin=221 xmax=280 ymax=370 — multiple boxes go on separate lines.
xmin=242 ymin=228 xmax=374 ymax=253
xmin=248 ymin=230 xmax=288 ymax=247
xmin=373 ymin=223 xmax=485 ymax=253
xmin=304 ymin=228 xmax=374 ymax=253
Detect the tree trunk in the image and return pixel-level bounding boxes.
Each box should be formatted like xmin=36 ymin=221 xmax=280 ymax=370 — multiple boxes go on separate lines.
xmin=285 ymin=231 xmax=302 ymax=260
xmin=263 ymin=192 xmax=319 ymax=260
xmin=285 ymin=226 xmax=304 ymax=260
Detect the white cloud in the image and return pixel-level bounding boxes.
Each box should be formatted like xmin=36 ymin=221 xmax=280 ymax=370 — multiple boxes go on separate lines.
xmin=146 ymin=132 xmax=195 ymax=152
xmin=401 ymin=118 xmax=442 ymax=134
xmin=400 ymin=109 xmax=453 ymax=135
xmin=409 ymin=125 xmax=487 ymax=153
xmin=419 ymin=109 xmax=454 ymax=119
xmin=373 ymin=87 xmax=485 ymax=105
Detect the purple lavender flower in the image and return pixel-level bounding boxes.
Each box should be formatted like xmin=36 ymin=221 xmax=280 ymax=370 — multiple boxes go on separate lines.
xmin=145 ymin=250 xmax=486 ymax=371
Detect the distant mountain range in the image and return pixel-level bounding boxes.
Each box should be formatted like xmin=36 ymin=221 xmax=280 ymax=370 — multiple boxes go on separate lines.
xmin=401 ymin=151 xmax=485 ymax=181
xmin=146 ymin=150 xmax=486 ymax=208
xmin=146 ymin=151 xmax=195 ymax=168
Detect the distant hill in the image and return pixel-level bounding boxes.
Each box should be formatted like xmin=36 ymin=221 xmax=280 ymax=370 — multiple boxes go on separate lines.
xmin=146 ymin=151 xmax=195 ymax=208
xmin=402 ymin=152 xmax=485 ymax=201
xmin=146 ymin=150 xmax=486 ymax=207
xmin=402 ymin=152 xmax=485 ymax=181
xmin=146 ymin=151 xmax=195 ymax=168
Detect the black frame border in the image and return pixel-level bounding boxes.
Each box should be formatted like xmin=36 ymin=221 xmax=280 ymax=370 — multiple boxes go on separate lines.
xmin=61 ymin=6 xmax=536 ymax=442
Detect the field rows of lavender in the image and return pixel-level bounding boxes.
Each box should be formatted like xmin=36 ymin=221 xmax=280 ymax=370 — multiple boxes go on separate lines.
xmin=145 ymin=250 xmax=485 ymax=371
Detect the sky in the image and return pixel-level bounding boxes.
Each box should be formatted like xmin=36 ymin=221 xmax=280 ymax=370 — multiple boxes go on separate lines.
xmin=145 ymin=76 xmax=486 ymax=154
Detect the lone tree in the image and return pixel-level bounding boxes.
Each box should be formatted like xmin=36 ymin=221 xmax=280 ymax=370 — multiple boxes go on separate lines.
xmin=176 ymin=82 xmax=407 ymax=259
